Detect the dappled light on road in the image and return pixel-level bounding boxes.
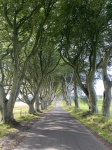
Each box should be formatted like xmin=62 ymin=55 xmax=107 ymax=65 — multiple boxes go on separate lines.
xmin=14 ymin=102 xmax=109 ymax=150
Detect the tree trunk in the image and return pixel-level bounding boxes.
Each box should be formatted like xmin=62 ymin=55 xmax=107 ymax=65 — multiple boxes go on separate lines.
xmin=74 ymin=69 xmax=90 ymax=110
xmin=63 ymin=73 xmax=73 ymax=106
xmin=22 ymin=94 xmax=36 ymax=114
xmin=63 ymin=91 xmax=69 ymax=105
xmin=40 ymin=97 xmax=44 ymax=110
xmin=0 ymin=84 xmax=7 ymax=122
xmin=35 ymin=92 xmax=40 ymax=112
xmin=102 ymin=86 xmax=111 ymax=117
xmin=87 ymin=71 xmax=98 ymax=113
xmin=74 ymin=69 xmax=89 ymax=98
xmin=41 ymin=101 xmax=44 ymax=110
xmin=48 ymin=98 xmax=52 ymax=106
xmin=5 ymin=74 xmax=22 ymax=123
xmin=73 ymin=77 xmax=79 ymax=108
xmin=102 ymin=47 xmax=112 ymax=117
xmin=28 ymin=102 xmax=35 ymax=114
xmin=44 ymin=100 xmax=47 ymax=109
xmin=35 ymin=98 xmax=40 ymax=111
xmin=61 ymin=79 xmax=69 ymax=105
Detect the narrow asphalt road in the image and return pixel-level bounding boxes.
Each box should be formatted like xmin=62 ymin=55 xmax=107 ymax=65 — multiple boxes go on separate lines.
xmin=15 ymin=102 xmax=109 ymax=150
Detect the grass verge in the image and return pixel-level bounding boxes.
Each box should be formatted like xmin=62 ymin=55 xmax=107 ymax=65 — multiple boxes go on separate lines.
xmin=0 ymin=101 xmax=55 ymax=138
xmin=60 ymin=100 xmax=112 ymax=144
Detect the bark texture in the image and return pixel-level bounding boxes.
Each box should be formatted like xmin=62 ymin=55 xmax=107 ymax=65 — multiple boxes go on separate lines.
xmin=87 ymin=71 xmax=98 ymax=113
xmin=73 ymin=77 xmax=79 ymax=108
xmin=6 ymin=75 xmax=22 ymax=123
xmin=28 ymin=102 xmax=35 ymax=114
xmin=0 ymin=84 xmax=6 ymax=122
xmin=35 ymin=95 xmax=40 ymax=112
xmin=102 ymin=47 xmax=112 ymax=117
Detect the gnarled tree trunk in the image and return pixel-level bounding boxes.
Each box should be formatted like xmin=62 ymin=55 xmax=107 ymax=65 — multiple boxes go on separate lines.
xmin=28 ymin=102 xmax=35 ymax=114
xmin=74 ymin=69 xmax=89 ymax=109
xmin=87 ymin=71 xmax=98 ymax=113
xmin=0 ymin=84 xmax=7 ymax=122
xmin=61 ymin=77 xmax=69 ymax=105
xmin=102 ymin=47 xmax=112 ymax=117
xmin=4 ymin=74 xmax=22 ymax=123
xmin=35 ymin=92 xmax=40 ymax=112
xmin=102 ymin=86 xmax=111 ymax=117
xmin=73 ymin=77 xmax=79 ymax=108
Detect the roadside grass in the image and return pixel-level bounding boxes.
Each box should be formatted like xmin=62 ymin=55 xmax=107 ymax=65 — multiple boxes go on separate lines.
xmin=61 ymin=100 xmax=112 ymax=144
xmin=0 ymin=101 xmax=55 ymax=138
xmin=0 ymin=124 xmax=13 ymax=138
xmin=73 ymin=99 xmax=112 ymax=117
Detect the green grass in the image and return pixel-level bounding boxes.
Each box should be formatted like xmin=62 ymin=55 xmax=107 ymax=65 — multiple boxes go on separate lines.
xmin=72 ymin=99 xmax=112 ymax=117
xmin=61 ymin=100 xmax=112 ymax=144
xmin=0 ymin=124 xmax=13 ymax=137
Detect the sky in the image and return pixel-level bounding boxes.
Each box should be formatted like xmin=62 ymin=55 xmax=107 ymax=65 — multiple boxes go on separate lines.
xmin=95 ymin=80 xmax=104 ymax=95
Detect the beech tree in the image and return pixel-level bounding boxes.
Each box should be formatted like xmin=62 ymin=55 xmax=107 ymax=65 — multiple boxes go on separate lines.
xmin=57 ymin=0 xmax=111 ymax=113
xmin=102 ymin=46 xmax=112 ymax=116
xmin=101 ymin=2 xmax=112 ymax=116
xmin=0 ymin=0 xmax=57 ymax=123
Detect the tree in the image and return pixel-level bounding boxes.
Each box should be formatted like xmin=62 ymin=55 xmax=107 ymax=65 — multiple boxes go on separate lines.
xmin=57 ymin=0 xmax=110 ymax=113
xmin=102 ymin=46 xmax=112 ymax=116
xmin=0 ymin=0 xmax=57 ymax=123
xmin=101 ymin=1 xmax=112 ymax=116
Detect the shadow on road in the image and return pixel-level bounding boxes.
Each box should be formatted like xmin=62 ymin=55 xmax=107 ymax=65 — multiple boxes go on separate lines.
xmin=15 ymin=102 xmax=109 ymax=150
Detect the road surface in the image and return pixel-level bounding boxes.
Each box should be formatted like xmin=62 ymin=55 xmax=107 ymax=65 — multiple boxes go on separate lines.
xmin=15 ymin=102 xmax=109 ymax=150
